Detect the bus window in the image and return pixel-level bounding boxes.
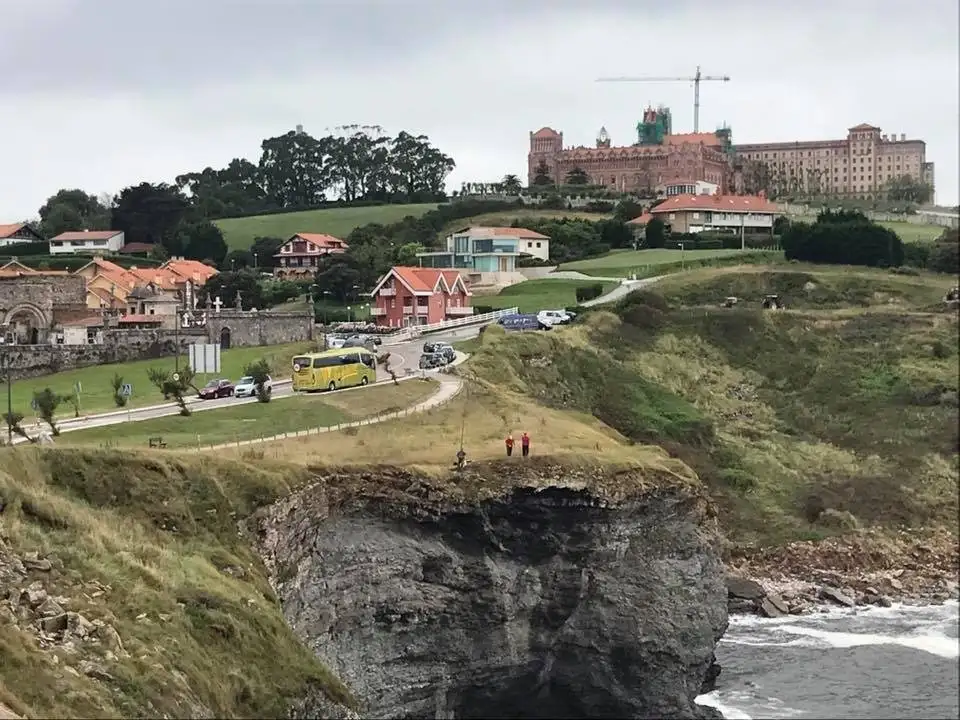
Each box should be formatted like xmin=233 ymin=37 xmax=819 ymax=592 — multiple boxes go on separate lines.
xmin=293 ymin=356 xmax=311 ymax=370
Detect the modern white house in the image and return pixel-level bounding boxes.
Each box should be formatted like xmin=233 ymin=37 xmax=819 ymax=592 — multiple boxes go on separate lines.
xmin=49 ymin=230 xmax=125 ymax=255
xmin=416 ymin=226 xmax=551 ymax=288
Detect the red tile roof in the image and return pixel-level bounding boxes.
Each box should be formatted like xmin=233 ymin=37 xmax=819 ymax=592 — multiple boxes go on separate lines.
xmin=848 ymin=123 xmax=880 ymax=132
xmin=51 ymin=230 xmax=123 ymax=241
xmin=532 ymin=127 xmax=560 ymax=138
xmin=649 ymin=193 xmax=778 ymax=214
xmin=64 ymin=316 xmax=104 ymax=327
xmin=161 ymin=259 xmax=218 ymax=284
xmin=371 ymin=266 xmax=470 ymax=297
xmin=663 ymin=132 xmax=723 ymax=147
xmin=626 ymin=212 xmax=654 ymax=226
xmin=277 ymin=233 xmax=349 ymax=256
xmin=460 ymin=226 xmax=550 ymax=240
xmin=0 ymin=223 xmax=27 ymax=238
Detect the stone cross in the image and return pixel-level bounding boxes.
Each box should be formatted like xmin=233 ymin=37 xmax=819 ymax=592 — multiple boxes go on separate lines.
xmin=212 ymin=296 xmax=223 ymax=313
xmin=205 ymin=294 xmax=212 ymax=310
xmin=234 ymin=290 xmax=243 ymax=312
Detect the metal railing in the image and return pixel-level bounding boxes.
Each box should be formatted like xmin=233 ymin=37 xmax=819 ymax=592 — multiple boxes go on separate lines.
xmin=381 ymin=306 xmax=518 ymax=344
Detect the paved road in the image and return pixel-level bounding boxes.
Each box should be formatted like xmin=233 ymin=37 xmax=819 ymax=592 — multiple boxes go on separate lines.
xmin=14 ymin=326 xmax=488 ymax=442
xmin=580 ymin=275 xmax=666 ymax=307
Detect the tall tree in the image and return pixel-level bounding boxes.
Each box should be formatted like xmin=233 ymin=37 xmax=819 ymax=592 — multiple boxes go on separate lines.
xmin=532 ymin=160 xmax=552 ymax=186
xmin=111 ymin=182 xmax=190 ymax=251
xmin=258 ymin=130 xmax=329 ymax=208
xmin=37 ymin=189 xmax=112 ymax=238
xmin=565 ymin=167 xmax=589 ymax=185
xmin=171 ymin=220 xmax=228 ymax=266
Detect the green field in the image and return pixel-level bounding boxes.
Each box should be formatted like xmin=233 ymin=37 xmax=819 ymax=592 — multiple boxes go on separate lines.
xmin=8 ymin=341 xmax=313 ymax=419
xmin=478 ymin=279 xmax=618 ymax=313
xmin=61 ymin=379 xmax=436 ymax=449
xmin=877 ymin=220 xmax=947 ymax=243
xmin=214 ymin=203 xmax=439 ymax=249
xmin=560 ymin=248 xmax=778 ymax=277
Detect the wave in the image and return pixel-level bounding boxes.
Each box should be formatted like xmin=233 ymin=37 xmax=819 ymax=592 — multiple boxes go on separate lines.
xmin=696 ymin=689 xmax=807 ymax=719
xmin=722 ymin=599 xmax=959 ymax=659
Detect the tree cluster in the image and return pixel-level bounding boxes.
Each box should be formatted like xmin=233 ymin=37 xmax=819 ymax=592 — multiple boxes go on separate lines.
xmin=510 ymin=216 xmax=634 ymax=264
xmin=781 ymin=210 xmax=904 ymax=267
xmin=30 ymin=126 xmax=457 ymax=270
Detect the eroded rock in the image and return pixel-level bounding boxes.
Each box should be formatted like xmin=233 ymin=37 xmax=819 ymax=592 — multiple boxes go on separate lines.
xmin=255 ymin=463 xmax=728 ymax=719
xmin=819 ymin=586 xmax=856 ymax=607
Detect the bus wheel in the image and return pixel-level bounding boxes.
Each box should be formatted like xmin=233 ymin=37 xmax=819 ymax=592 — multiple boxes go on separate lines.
xmin=328 ymin=381 xmax=336 ymax=392
xmin=361 ymin=376 xmax=369 ymax=386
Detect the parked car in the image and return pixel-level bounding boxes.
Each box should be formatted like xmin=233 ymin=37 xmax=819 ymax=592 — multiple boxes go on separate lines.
xmin=234 ymin=375 xmax=272 ymax=399
xmin=198 ymin=378 xmax=234 ymax=399
xmin=498 ymin=314 xmax=552 ymax=331
xmin=537 ymin=309 xmax=574 ymax=327
xmin=423 ymin=341 xmax=456 ymax=363
xmin=343 ymin=334 xmax=382 ymax=351
xmin=419 ymin=352 xmax=447 ymax=370
xmin=326 ymin=334 xmax=347 ymax=350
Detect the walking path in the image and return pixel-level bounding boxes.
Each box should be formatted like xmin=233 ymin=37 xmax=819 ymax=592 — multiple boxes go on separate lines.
xmin=580 ymin=274 xmax=666 ymax=307
xmin=202 ymin=374 xmax=463 ymax=452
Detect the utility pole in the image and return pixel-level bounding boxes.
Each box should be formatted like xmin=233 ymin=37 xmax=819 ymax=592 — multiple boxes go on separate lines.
xmin=596 ymin=66 xmax=731 ymax=133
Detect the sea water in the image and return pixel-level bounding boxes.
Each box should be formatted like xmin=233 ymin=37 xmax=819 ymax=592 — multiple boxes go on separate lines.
xmin=696 ymin=599 xmax=960 ymax=719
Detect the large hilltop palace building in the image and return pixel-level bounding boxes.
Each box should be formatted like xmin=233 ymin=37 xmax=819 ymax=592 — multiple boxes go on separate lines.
xmin=528 ymin=107 xmax=934 ymax=200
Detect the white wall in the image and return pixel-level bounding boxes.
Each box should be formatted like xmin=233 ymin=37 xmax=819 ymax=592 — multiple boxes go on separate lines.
xmin=49 ymin=232 xmax=125 ymax=255
xmin=519 ymin=238 xmax=549 ymax=261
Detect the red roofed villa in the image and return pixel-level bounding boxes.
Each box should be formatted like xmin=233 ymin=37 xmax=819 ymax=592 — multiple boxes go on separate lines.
xmin=369 ymin=266 xmax=472 ymax=328
xmin=649 ymin=192 xmax=778 ymax=238
xmin=274 ymin=233 xmax=349 ymax=279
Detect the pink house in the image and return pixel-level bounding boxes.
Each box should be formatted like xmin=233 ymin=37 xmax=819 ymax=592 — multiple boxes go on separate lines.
xmin=369 ymin=266 xmax=473 ymax=328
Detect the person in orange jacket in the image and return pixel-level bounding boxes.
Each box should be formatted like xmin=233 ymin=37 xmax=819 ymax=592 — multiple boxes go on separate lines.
xmin=505 ymin=434 xmax=515 ymax=457
xmin=521 ymin=431 xmax=530 ymax=457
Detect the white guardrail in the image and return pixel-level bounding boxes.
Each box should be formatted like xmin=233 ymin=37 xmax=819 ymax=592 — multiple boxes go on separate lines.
xmin=380 ymin=307 xmax=519 ymax=345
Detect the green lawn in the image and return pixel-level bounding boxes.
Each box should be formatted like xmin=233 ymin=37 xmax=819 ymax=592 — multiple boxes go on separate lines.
xmin=8 ymin=341 xmax=313 ymax=419
xmin=61 ymin=379 xmax=436 ymax=449
xmin=215 ymin=203 xmax=439 ymax=250
xmin=477 ymin=279 xmax=618 ymax=313
xmin=877 ymin=221 xmax=946 ymax=244
xmin=560 ymin=248 xmax=778 ymax=277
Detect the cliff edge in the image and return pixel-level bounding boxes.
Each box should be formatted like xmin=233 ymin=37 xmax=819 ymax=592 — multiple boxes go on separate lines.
xmin=253 ymin=459 xmax=728 ymax=719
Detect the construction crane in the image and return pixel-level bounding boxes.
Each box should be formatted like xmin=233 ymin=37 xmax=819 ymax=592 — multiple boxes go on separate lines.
xmin=596 ymin=66 xmax=731 ymax=134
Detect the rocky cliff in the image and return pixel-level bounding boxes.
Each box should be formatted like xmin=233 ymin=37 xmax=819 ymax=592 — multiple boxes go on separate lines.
xmin=253 ymin=460 xmax=728 ymax=719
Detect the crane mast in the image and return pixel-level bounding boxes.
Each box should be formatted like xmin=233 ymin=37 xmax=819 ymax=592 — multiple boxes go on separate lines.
xmin=596 ymin=66 xmax=731 ymax=133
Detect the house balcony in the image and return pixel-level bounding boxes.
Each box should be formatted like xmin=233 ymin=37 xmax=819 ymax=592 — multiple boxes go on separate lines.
xmin=403 ymin=306 xmax=429 ymax=315
xmin=378 ymin=288 xmax=396 ymax=297
xmin=370 ymin=307 xmax=387 ymax=316
xmin=445 ymin=306 xmax=474 ymax=316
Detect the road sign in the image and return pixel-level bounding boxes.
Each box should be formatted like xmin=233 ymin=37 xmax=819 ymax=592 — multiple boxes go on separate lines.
xmin=120 ymin=383 xmax=132 ymax=397
xmin=172 ymin=372 xmax=180 ymax=383
xmin=189 ymin=343 xmax=221 ymax=374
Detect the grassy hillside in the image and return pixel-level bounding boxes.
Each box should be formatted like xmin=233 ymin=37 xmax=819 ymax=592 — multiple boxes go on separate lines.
xmin=475 ymin=279 xmax=618 ymax=312
xmin=214 ymin=203 xmax=439 ymax=250
xmin=560 ymin=249 xmax=779 ymax=277
xmin=0 ymin=448 xmax=351 ymax=717
xmin=282 ymin=263 xmax=958 ymax=546
xmin=877 ymin=220 xmax=946 ymax=244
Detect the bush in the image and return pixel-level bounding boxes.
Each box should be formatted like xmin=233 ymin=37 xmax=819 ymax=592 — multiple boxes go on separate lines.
xmin=782 ymin=213 xmax=903 ymax=267
xmin=928 ymin=242 xmax=959 ymax=275
xmin=575 ymin=284 xmax=604 ymax=303
xmin=902 ymin=242 xmax=931 ymax=269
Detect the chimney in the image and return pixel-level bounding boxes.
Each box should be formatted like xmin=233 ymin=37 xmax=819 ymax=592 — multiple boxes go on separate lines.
xmin=900 ymin=133 xmax=906 ymax=141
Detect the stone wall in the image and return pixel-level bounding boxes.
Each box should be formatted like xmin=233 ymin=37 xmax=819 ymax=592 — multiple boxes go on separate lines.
xmin=204 ymin=311 xmax=313 ymax=348
xmin=2 ymin=329 xmax=207 ymax=380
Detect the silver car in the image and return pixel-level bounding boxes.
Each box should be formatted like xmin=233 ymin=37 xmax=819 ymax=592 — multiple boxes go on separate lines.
xmin=234 ymin=375 xmax=272 ymax=398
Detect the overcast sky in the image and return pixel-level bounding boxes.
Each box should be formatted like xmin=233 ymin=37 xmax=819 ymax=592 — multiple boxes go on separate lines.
xmin=2 ymin=0 xmax=958 ymax=220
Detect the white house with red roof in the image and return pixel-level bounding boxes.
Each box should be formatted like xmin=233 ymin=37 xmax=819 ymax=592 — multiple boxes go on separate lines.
xmin=49 ymin=230 xmax=125 ymax=255
xmin=650 ymin=192 xmax=778 ymax=237
xmin=274 ymin=233 xmax=349 ymax=278
xmin=368 ymin=266 xmax=472 ymax=328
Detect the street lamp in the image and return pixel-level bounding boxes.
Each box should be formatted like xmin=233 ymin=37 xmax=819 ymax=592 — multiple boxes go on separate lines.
xmin=253 ymin=252 xmax=259 ymax=269
xmin=678 ymin=241 xmax=685 ymax=271
xmin=347 ymin=305 xmax=352 ymax=323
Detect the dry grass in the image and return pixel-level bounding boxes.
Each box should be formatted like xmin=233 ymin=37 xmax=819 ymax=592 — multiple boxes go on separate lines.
xmin=320 ymin=377 xmax=437 ymax=417
xmin=0 ymin=448 xmax=350 ymax=718
xmin=224 ymin=379 xmax=693 ymax=481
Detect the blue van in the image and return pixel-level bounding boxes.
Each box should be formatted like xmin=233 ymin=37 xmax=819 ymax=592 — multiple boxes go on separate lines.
xmin=497 ymin=313 xmax=551 ymax=331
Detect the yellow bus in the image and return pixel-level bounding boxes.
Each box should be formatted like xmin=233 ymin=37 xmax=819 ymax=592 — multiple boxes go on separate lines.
xmin=291 ymin=348 xmax=378 ymax=392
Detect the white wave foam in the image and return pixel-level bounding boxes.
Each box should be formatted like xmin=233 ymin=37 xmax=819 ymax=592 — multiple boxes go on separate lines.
xmin=779 ymin=625 xmax=959 ymax=659
xmin=729 ymin=599 xmax=959 ymax=628
xmin=696 ymin=690 xmax=753 ymax=719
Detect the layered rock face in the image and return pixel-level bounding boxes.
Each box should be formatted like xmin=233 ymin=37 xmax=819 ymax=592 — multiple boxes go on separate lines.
xmin=254 ymin=462 xmax=727 ymax=719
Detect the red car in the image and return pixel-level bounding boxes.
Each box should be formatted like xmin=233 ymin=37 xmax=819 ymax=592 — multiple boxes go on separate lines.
xmin=198 ymin=378 xmax=234 ymax=399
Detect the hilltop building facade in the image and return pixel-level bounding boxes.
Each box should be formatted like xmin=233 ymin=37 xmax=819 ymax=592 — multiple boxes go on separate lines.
xmin=528 ymin=106 xmax=734 ymax=195
xmin=733 ymin=123 xmax=934 ymax=201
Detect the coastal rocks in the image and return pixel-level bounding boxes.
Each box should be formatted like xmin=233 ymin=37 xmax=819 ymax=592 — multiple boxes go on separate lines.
xmin=725 ymin=529 xmax=960 ymax=615
xmin=254 ymin=462 xmax=728 ymax=719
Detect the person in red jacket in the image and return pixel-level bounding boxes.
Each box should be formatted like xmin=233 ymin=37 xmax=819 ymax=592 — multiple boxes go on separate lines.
xmin=505 ymin=434 xmax=515 ymax=457
xmin=521 ymin=431 xmax=530 ymax=457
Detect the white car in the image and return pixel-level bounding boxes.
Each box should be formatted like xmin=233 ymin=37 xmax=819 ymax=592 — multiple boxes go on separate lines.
xmin=234 ymin=375 xmax=272 ymax=398
xmin=537 ymin=310 xmax=573 ymax=327
xmin=326 ymin=335 xmax=347 ymax=349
